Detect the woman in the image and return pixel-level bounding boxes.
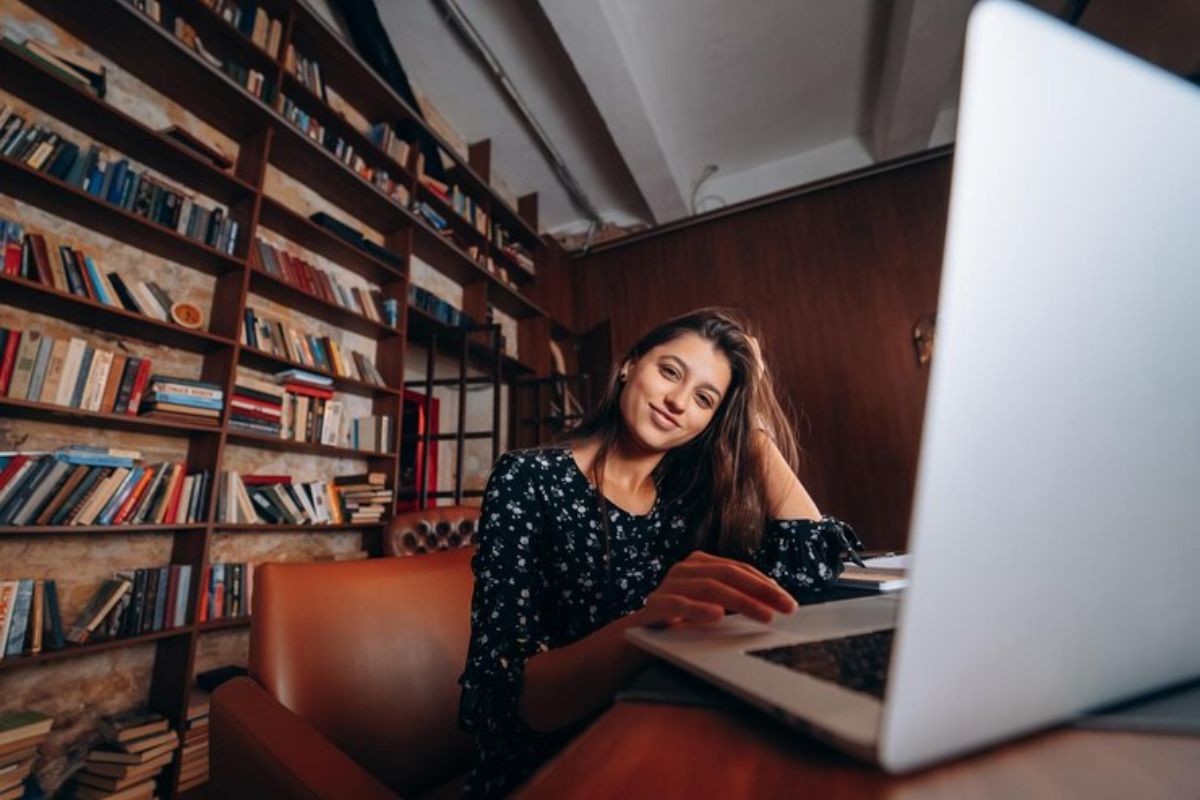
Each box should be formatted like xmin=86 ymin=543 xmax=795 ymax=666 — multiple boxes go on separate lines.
xmin=458 ymin=308 xmax=860 ymax=798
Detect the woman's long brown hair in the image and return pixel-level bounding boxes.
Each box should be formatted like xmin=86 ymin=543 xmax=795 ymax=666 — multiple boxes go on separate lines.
xmin=561 ymin=308 xmax=802 ymax=560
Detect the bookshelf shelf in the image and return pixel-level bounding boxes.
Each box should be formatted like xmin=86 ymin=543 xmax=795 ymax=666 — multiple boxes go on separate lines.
xmin=195 ymin=616 xmax=250 ymax=633
xmin=237 ymin=346 xmax=401 ymax=398
xmin=0 ymin=157 xmax=246 ymax=276
xmin=257 ymin=196 xmax=406 ymax=285
xmin=248 ymin=267 xmax=399 ymax=340
xmin=0 ymin=524 xmax=208 ymax=537
xmin=0 ymin=396 xmax=223 ymax=437
xmin=225 ymin=429 xmax=397 ymax=461
xmin=212 ymin=522 xmax=385 ymax=533
xmin=405 ymin=305 xmax=534 ymax=377
xmin=0 ymin=275 xmax=236 ymax=354
xmin=0 ymin=627 xmax=192 ymax=673
xmin=0 ymin=40 xmax=259 ymax=207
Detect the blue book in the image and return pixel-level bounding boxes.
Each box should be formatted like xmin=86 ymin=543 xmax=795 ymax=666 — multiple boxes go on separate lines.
xmin=274 ymin=369 xmax=332 ymax=386
xmin=48 ymin=467 xmax=107 ymax=525
xmin=68 ymin=346 xmax=93 ymax=408
xmin=4 ymin=579 xmax=33 ymax=656
xmin=64 ymin=144 xmax=96 ymax=188
xmin=55 ymin=451 xmax=136 ymax=469
xmin=142 ymin=392 xmax=223 ymax=410
xmin=82 ymin=256 xmax=113 ymax=306
xmin=43 ymin=579 xmax=64 ymax=650
xmin=85 ymin=161 xmax=104 ymax=195
xmin=26 ymin=335 xmax=54 ymax=402
xmin=96 ymin=467 xmax=141 ymax=525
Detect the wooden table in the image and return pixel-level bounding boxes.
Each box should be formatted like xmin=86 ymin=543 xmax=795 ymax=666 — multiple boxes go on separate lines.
xmin=517 ymin=700 xmax=1200 ymax=799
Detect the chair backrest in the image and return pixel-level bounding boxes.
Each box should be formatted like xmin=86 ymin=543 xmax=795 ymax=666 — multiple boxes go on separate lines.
xmin=384 ymin=505 xmax=480 ymax=557
xmin=250 ymin=550 xmax=476 ymax=796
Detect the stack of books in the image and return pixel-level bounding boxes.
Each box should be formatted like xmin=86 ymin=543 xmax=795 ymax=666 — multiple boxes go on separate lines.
xmin=407 ymin=285 xmax=467 ymax=327
xmin=0 ymin=579 xmax=64 ymax=658
xmin=178 ymin=692 xmax=210 ymax=792
xmin=0 ymin=101 xmax=238 ymax=254
xmin=337 ymin=473 xmax=392 ymax=526
xmin=73 ymin=711 xmax=178 ymax=800
xmin=201 ymin=0 xmax=285 ymax=59
xmin=283 ymin=44 xmax=326 ymax=99
xmin=64 ymin=564 xmax=192 ymax=644
xmin=0 ymin=711 xmax=52 ymax=800
xmin=0 ymin=448 xmax=210 ymax=528
xmin=366 ymin=122 xmax=412 ymax=167
xmin=228 ymin=374 xmax=284 ymax=437
xmin=216 ymin=472 xmax=392 ymax=526
xmin=251 ymin=238 xmax=391 ymax=324
xmin=0 ymin=329 xmax=153 ymax=416
xmin=197 ymin=562 xmax=253 ymax=622
xmin=240 ymin=309 xmax=386 ymax=386
xmin=139 ymin=375 xmax=224 ymax=425
xmin=279 ymin=379 xmax=341 ymax=447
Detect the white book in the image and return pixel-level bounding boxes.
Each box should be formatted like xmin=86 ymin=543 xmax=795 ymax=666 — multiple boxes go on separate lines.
xmin=292 ymin=482 xmax=317 ymax=523
xmin=54 ymin=338 xmax=88 ymax=407
xmin=82 ymin=349 xmax=114 ymax=412
xmin=133 ymin=281 xmax=169 ymax=321
xmin=308 ymin=481 xmax=329 ymax=524
xmin=74 ymin=467 xmax=130 ymax=526
xmin=320 ymin=401 xmax=342 ymax=447
xmin=233 ymin=473 xmax=261 ymax=524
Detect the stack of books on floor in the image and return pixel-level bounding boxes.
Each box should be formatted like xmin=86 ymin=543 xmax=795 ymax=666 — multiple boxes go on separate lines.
xmin=196 ymin=563 xmax=252 ymax=623
xmin=72 ymin=710 xmax=178 ymax=800
xmin=0 ymin=447 xmax=211 ymax=527
xmin=0 ymin=711 xmax=52 ymax=800
xmin=139 ymin=375 xmax=223 ymax=425
xmin=65 ymin=563 xmax=192 ymax=644
xmin=177 ymin=692 xmax=209 ymax=792
xmin=0 ymin=578 xmax=64 ymax=658
xmin=216 ymin=472 xmax=391 ymax=526
xmin=0 ymin=328 xmax=153 ymax=416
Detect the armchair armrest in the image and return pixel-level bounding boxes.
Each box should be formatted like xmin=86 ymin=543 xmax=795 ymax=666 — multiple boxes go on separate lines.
xmin=211 ymin=677 xmax=400 ymax=800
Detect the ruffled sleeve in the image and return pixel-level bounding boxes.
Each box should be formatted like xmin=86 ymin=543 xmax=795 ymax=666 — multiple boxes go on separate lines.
xmin=457 ymin=452 xmax=551 ymax=740
xmin=751 ymin=515 xmax=856 ymax=599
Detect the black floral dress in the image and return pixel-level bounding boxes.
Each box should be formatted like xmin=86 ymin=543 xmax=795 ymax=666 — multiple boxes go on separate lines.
xmin=457 ymin=447 xmax=854 ymax=798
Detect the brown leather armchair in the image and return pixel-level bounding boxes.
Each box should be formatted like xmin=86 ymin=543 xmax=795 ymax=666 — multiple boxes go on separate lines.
xmin=210 ymin=538 xmax=478 ymax=799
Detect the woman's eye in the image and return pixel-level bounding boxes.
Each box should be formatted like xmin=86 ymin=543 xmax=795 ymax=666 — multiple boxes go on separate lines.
xmin=696 ymin=394 xmax=713 ymax=409
xmin=660 ymin=366 xmax=679 ymax=380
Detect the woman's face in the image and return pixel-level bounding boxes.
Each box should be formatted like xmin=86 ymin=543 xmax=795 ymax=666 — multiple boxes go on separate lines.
xmin=619 ymin=332 xmax=733 ymax=452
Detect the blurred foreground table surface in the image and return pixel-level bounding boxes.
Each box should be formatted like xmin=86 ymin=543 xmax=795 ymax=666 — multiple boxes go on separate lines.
xmin=516 ymin=700 xmax=1200 ymax=800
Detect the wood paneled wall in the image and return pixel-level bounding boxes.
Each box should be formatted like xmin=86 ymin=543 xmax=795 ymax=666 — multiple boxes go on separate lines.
xmin=570 ymin=155 xmax=954 ymax=551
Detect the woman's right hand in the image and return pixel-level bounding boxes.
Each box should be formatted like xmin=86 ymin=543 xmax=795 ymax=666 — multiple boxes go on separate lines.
xmin=634 ymin=551 xmax=799 ymax=627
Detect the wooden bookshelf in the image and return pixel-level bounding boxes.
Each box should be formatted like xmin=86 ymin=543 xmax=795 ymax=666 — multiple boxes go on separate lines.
xmin=0 ymin=1 xmax=560 ymax=796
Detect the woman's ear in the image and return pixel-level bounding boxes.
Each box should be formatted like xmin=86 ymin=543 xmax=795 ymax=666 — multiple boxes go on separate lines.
xmin=619 ymin=359 xmax=632 ymax=382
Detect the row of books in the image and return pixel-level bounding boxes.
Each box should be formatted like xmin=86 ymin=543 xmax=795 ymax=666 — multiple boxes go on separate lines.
xmin=0 ymin=329 xmax=155 ymax=416
xmin=197 ymin=562 xmax=252 ymax=622
xmin=0 ymin=580 xmax=63 ymax=658
xmin=284 ymin=44 xmax=326 ymax=101
xmin=0 ymin=106 xmax=238 ymax=255
xmin=72 ymin=710 xmax=180 ymax=799
xmin=419 ymin=174 xmax=490 ymax=238
xmin=141 ymin=375 xmax=225 ymax=425
xmin=252 ymin=237 xmax=394 ymax=325
xmin=216 ymin=471 xmax=391 ymax=526
xmin=200 ymin=0 xmax=285 ymax=59
xmin=0 ymin=448 xmax=211 ymax=528
xmin=276 ymin=95 xmax=411 ymax=206
xmin=0 ymin=711 xmax=52 ymax=799
xmin=178 ymin=693 xmax=210 ymax=792
xmin=240 ymin=308 xmax=387 ymax=386
xmin=366 ymin=122 xmax=413 ymax=169
xmin=408 ymin=284 xmax=469 ymax=328
xmin=71 ymin=565 xmax=194 ymax=646
xmin=229 ymin=373 xmax=336 ymax=442
xmin=1 ymin=219 xmax=194 ymax=325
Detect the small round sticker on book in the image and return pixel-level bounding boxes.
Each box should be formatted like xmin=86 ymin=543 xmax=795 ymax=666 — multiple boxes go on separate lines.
xmin=171 ymin=301 xmax=205 ymax=329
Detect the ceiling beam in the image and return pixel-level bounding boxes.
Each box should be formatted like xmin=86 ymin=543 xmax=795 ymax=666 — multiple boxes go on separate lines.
xmin=869 ymin=0 xmax=974 ymax=162
xmin=536 ymin=0 xmax=690 ymax=223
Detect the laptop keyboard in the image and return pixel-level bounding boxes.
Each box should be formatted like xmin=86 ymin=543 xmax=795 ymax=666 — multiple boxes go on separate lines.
xmin=748 ymin=629 xmax=895 ymax=699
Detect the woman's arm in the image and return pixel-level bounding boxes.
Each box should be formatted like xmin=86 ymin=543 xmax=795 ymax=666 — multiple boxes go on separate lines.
xmin=756 ymin=430 xmax=821 ymax=520
xmin=518 ymin=551 xmax=797 ymax=731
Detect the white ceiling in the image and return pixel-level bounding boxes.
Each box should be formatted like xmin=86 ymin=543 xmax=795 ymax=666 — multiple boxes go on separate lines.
xmin=370 ymin=0 xmax=1082 ymax=239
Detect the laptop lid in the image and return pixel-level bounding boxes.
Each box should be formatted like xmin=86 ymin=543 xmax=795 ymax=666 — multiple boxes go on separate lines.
xmin=879 ymin=0 xmax=1200 ymax=772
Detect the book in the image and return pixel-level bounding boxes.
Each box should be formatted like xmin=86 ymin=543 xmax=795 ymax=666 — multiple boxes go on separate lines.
xmin=0 ymin=712 xmax=52 ymax=747
xmin=98 ymin=711 xmax=168 ymax=744
xmin=66 ymin=579 xmax=131 ymax=643
xmin=2 ymin=580 xmax=32 ymax=657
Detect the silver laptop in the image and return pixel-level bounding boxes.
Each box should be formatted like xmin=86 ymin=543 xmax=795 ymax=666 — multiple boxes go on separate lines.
xmin=626 ymin=0 xmax=1200 ymax=773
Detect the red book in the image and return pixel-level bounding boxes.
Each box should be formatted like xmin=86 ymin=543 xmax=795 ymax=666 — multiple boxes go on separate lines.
xmin=125 ymin=358 xmax=152 ymax=416
xmin=0 ymin=454 xmax=29 ymax=495
xmin=213 ymin=572 xmax=225 ymax=619
xmin=0 ymin=330 xmax=21 ymax=395
xmin=240 ymin=475 xmax=291 ymax=485
xmin=27 ymin=234 xmax=54 ymax=286
xmin=278 ymin=251 xmax=300 ymax=287
xmin=70 ymin=249 xmax=98 ymax=300
xmin=3 ymin=235 xmax=22 ymax=276
xmin=317 ymin=271 xmax=338 ymax=305
xmin=230 ymin=406 xmax=280 ymax=423
xmin=283 ymin=382 xmax=334 ymax=400
xmin=197 ymin=565 xmax=211 ymax=622
xmin=298 ymin=260 xmax=319 ymax=298
xmin=163 ymin=466 xmax=187 ymax=524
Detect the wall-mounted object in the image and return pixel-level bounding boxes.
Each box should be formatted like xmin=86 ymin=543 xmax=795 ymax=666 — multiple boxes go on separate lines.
xmin=912 ymin=313 xmax=936 ymax=368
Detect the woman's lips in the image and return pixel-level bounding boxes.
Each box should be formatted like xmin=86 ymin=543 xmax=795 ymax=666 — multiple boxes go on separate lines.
xmin=650 ymin=404 xmax=680 ymax=429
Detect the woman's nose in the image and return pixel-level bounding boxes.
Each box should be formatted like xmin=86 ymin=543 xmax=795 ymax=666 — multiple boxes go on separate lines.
xmin=663 ymin=391 xmax=684 ymax=413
